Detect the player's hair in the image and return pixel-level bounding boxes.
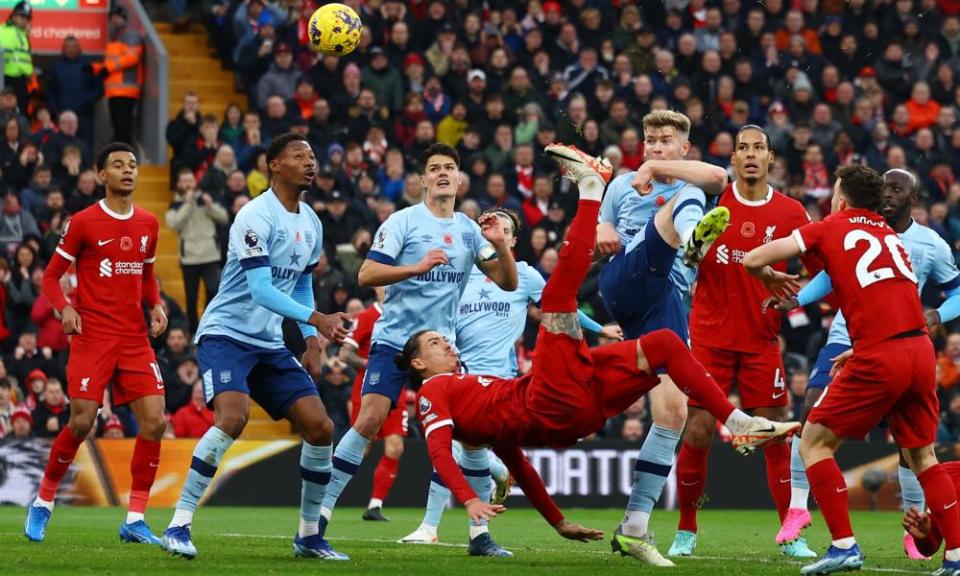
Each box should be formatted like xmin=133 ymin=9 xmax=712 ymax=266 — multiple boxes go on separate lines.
xmin=265 ymin=132 xmax=309 ymax=168
xmin=394 ymin=330 xmax=432 ymax=381
xmin=642 ymin=110 xmax=691 ymax=140
xmin=483 ymin=207 xmax=520 ymax=236
xmin=95 ymin=142 xmax=137 ymax=171
xmin=419 ymin=143 xmax=460 ymax=173
xmin=735 ymin=124 xmax=771 ymax=149
xmin=884 ymin=168 xmax=918 ymax=190
xmin=835 ymin=164 xmax=883 ymax=212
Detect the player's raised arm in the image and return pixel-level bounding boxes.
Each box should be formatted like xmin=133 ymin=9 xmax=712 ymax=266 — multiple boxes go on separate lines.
xmin=476 ymin=213 xmax=518 ymax=291
xmin=632 ymin=159 xmax=728 ymax=196
xmin=743 ymin=235 xmax=804 ymax=299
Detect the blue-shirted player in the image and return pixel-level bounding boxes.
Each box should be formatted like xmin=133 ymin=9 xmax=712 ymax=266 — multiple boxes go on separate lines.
xmin=770 ymin=169 xmax=960 ymax=562
xmin=585 ymin=110 xmax=731 ymax=563
xmin=160 ymin=134 xmax=352 ymax=561
xmin=317 ymin=143 xmax=519 ymax=548
xmin=398 ymin=209 xmax=621 ymax=553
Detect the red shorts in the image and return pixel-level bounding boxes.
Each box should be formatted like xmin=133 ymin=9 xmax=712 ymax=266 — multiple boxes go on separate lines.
xmin=689 ymin=341 xmax=788 ymax=410
xmin=350 ymin=367 xmax=408 ymax=439
xmin=807 ymin=336 xmax=938 ymax=449
xmin=525 ymin=330 xmax=659 ymax=445
xmin=67 ymin=336 xmax=162 ymax=406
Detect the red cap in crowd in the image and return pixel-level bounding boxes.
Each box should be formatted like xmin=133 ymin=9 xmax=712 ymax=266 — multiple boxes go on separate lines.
xmin=11 ymin=406 xmax=32 ymax=425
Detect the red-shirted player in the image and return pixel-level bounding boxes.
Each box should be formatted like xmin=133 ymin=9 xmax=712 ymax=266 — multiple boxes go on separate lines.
xmin=396 ymin=150 xmax=799 ymax=564
xmin=24 ymin=143 xmax=169 ymax=544
xmin=339 ymin=287 xmax=409 ymax=521
xmin=744 ymin=164 xmax=960 ymax=575
xmin=670 ymin=125 xmax=818 ymax=558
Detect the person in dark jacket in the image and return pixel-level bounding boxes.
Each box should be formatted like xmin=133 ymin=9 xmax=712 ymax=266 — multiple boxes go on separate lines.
xmin=46 ymin=36 xmax=102 ymax=154
xmin=166 ymin=92 xmax=202 ymax=181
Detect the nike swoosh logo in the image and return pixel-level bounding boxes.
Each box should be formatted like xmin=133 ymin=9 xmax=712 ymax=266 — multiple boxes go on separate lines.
xmin=149 ymin=462 xmax=160 ymax=468
xmin=680 ymin=480 xmax=700 ymax=486
xmin=945 ymin=501 xmax=957 ymax=510
xmin=772 ymin=392 xmax=786 ymax=399
xmin=837 ymin=487 xmax=848 ymax=493
xmin=156 ymin=383 xmax=164 ymax=390
xmin=779 ymin=478 xmax=792 ymax=484
xmin=98 ymin=239 xmax=114 ymax=246
xmin=57 ymin=457 xmax=71 ymax=464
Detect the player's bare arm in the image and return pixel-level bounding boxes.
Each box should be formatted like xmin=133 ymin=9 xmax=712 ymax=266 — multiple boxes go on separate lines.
xmin=632 ymin=160 xmax=728 ymax=196
xmin=477 ymin=213 xmax=519 ymax=291
xmin=338 ymin=341 xmax=365 ymax=370
xmin=554 ymin=520 xmax=605 ymax=542
xmin=357 ymin=250 xmax=448 ymax=287
xmin=743 ymin=236 xmax=803 ymax=298
xmin=541 ymin=313 xmax=583 ymax=340
xmin=149 ymin=304 xmax=167 ymax=338
xmin=596 ymin=222 xmax=621 ymax=256
xmin=60 ymin=304 xmax=82 ymax=335
xmin=308 ymin=310 xmax=349 ymax=343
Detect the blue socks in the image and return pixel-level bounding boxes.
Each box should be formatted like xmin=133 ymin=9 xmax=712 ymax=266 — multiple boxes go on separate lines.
xmin=622 ymin=424 xmax=680 ymax=536
xmin=672 ymin=186 xmax=707 ymax=244
xmin=461 ymin=448 xmax=492 ymax=538
xmin=299 ymin=443 xmax=332 ymax=537
xmin=899 ymin=464 xmax=925 ymax=513
xmin=320 ymin=427 xmax=369 ymax=531
xmin=169 ymin=426 xmax=234 ymax=528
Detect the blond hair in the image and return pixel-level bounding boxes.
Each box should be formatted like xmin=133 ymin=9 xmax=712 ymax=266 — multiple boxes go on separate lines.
xmin=642 ymin=110 xmax=691 ymax=140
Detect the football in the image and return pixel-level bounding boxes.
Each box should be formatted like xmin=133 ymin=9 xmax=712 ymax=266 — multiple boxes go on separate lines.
xmin=307 ymin=3 xmax=363 ymax=56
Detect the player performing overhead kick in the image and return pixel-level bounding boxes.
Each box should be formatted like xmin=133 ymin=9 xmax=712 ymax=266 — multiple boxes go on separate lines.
xmin=669 ymin=125 xmax=821 ymax=559
xmin=767 ymin=168 xmax=960 ymax=561
xmin=160 ymin=133 xmax=351 ymax=561
xmin=25 ymin=142 xmax=168 ymax=544
xmin=744 ymin=165 xmax=960 ymax=576
xmin=397 ymin=144 xmax=799 ymax=564
xmin=399 ymin=208 xmax=621 ymax=553
xmin=591 ymin=110 xmax=732 ymax=562
xmin=315 ymin=143 xmax=519 ymax=552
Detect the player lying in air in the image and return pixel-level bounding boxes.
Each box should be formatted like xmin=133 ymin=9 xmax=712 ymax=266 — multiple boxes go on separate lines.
xmin=393 ymin=143 xmax=800 ymax=561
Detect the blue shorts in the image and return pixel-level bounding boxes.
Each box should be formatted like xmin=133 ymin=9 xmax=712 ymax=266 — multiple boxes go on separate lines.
xmin=361 ymin=343 xmax=408 ymax=405
xmin=808 ymin=342 xmax=851 ymax=390
xmin=599 ymin=223 xmax=688 ymax=341
xmin=198 ymin=335 xmax=318 ymax=420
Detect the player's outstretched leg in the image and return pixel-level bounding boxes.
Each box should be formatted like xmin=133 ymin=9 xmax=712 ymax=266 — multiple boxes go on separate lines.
xmin=161 ymin=426 xmax=235 ymax=559
xmin=24 ymin=426 xmax=86 ymax=542
xmin=899 ymin=463 xmax=927 ymax=560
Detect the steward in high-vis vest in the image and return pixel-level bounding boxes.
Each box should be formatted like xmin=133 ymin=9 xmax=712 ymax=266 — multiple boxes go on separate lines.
xmin=91 ymin=5 xmax=142 ymax=145
xmin=0 ymin=1 xmax=33 ymax=111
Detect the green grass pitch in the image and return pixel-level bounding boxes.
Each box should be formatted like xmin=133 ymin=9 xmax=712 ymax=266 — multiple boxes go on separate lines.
xmin=1 ymin=507 xmax=936 ymax=575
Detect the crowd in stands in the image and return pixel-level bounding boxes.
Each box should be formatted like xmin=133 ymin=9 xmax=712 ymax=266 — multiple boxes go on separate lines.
xmin=5 ymin=0 xmax=960 ymax=444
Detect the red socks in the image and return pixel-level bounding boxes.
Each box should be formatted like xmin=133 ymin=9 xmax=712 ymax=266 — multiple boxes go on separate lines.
xmin=807 ymin=458 xmax=854 ymax=540
xmin=763 ymin=442 xmax=791 ymax=522
xmin=918 ymin=464 xmax=960 ymax=550
xmin=39 ymin=427 xmax=85 ymax=501
xmin=129 ymin=436 xmax=161 ymax=514
xmin=372 ymin=455 xmax=400 ymax=501
xmin=639 ymin=330 xmax=735 ymax=423
xmin=677 ymin=443 xmax=709 ymax=533
xmin=541 ymin=200 xmax=599 ymax=313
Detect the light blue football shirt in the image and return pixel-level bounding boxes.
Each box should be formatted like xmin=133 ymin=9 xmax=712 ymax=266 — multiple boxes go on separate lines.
xmin=601 ymin=173 xmax=698 ymax=295
xmin=826 ymin=220 xmax=960 ymax=347
xmin=456 ymin=262 xmax=545 ymax=378
xmin=368 ymin=202 xmax=494 ymax=350
xmin=196 ymin=189 xmax=324 ymax=349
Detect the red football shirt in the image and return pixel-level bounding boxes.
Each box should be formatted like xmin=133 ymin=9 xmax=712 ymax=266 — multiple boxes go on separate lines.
xmin=347 ymin=303 xmax=381 ymax=405
xmin=54 ymin=200 xmax=160 ymax=341
xmin=794 ymin=208 xmax=925 ymax=347
xmin=417 ymin=373 xmax=564 ymax=525
xmin=690 ymin=182 xmax=816 ymax=352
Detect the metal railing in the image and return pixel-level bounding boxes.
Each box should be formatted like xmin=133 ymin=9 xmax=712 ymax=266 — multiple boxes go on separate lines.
xmin=119 ymin=0 xmax=167 ymax=165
